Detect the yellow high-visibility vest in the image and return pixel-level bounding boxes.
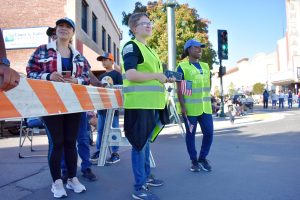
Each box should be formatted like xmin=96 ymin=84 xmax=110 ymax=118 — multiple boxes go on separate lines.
xmin=176 ymin=61 xmax=212 ymax=116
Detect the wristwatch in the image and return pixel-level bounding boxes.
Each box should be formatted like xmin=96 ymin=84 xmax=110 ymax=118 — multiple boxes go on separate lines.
xmin=0 ymin=58 xmax=10 ymax=67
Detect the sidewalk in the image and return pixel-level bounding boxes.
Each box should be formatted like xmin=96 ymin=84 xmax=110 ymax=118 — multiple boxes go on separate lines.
xmin=0 ymin=106 xmax=298 ymax=199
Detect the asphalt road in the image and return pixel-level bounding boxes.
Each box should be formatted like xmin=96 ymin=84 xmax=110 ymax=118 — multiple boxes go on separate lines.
xmin=1 ymin=108 xmax=299 ymax=200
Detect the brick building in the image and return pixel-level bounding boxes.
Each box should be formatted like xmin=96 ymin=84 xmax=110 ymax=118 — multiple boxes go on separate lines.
xmin=0 ymin=0 xmax=122 ymax=75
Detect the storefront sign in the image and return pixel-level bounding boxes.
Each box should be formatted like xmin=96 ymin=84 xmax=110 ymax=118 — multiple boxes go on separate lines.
xmin=3 ymin=27 xmax=48 ymax=49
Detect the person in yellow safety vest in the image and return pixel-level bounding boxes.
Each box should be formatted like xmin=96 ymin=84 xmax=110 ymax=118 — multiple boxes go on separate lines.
xmin=176 ymin=39 xmax=214 ymax=173
xmin=121 ymin=12 xmax=175 ymax=200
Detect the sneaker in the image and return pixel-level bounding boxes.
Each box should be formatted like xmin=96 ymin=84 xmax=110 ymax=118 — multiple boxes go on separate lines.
xmin=190 ymin=160 xmax=201 ymax=172
xmin=146 ymin=174 xmax=164 ymax=187
xmin=132 ymin=185 xmax=160 ymax=200
xmin=198 ymin=158 xmax=212 ymax=172
xmin=90 ymin=151 xmax=100 ymax=164
xmin=82 ymin=168 xmax=97 ymax=181
xmin=66 ymin=177 xmax=86 ymax=193
xmin=51 ymin=179 xmax=67 ymax=198
xmin=106 ymin=152 xmax=120 ymax=164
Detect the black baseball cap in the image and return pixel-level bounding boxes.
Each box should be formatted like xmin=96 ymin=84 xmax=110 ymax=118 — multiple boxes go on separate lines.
xmin=56 ymin=17 xmax=76 ymax=30
xmin=46 ymin=27 xmax=55 ymax=37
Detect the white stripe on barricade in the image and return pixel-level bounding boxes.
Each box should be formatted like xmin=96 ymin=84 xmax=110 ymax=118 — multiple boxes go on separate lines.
xmin=0 ymin=77 xmax=123 ymax=120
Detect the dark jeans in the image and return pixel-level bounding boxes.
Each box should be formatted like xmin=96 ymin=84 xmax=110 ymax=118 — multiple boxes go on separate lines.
xmin=183 ymin=113 xmax=214 ymax=161
xmin=279 ymin=98 xmax=284 ymax=108
xmin=43 ymin=113 xmax=81 ymax=182
xmin=263 ymin=99 xmax=268 ymax=109
xmin=288 ymin=98 xmax=292 ymax=109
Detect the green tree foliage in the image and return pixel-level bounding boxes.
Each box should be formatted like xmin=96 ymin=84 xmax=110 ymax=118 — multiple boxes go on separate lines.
xmin=122 ymin=2 xmax=147 ymax=26
xmin=252 ymin=82 xmax=265 ymax=95
xmin=214 ymin=86 xmax=220 ymax=97
xmin=122 ymin=1 xmax=217 ymax=69
xmin=228 ymin=82 xmax=235 ymax=96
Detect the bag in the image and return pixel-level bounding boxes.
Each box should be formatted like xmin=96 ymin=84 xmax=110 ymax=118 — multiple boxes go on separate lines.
xmin=159 ymin=104 xmax=171 ymax=125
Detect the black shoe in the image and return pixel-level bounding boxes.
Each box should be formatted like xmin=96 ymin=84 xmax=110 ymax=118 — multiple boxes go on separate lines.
xmin=90 ymin=151 xmax=100 ymax=164
xmin=146 ymin=174 xmax=164 ymax=187
xmin=190 ymin=160 xmax=200 ymax=172
xmin=106 ymin=153 xmax=120 ymax=164
xmin=82 ymin=168 xmax=97 ymax=181
xmin=198 ymin=158 xmax=212 ymax=172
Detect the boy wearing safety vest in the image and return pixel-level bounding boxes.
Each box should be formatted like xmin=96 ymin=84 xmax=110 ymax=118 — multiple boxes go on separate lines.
xmin=176 ymin=39 xmax=214 ymax=172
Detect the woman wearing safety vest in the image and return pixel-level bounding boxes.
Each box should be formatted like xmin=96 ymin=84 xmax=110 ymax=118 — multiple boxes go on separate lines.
xmin=121 ymin=12 xmax=175 ymax=200
xmin=176 ymin=39 xmax=214 ymax=173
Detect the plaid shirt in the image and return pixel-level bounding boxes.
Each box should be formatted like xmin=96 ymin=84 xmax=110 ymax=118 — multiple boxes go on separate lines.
xmin=26 ymin=41 xmax=90 ymax=85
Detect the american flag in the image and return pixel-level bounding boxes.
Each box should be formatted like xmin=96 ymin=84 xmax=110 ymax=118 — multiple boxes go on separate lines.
xmin=184 ymin=116 xmax=195 ymax=133
xmin=181 ymin=80 xmax=192 ymax=96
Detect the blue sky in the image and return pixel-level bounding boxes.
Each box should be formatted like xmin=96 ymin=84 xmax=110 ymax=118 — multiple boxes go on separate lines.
xmin=106 ymin=0 xmax=286 ymax=68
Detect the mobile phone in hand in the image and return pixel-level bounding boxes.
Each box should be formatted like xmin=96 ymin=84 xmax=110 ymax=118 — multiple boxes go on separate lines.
xmin=62 ymin=71 xmax=71 ymax=78
xmin=165 ymin=70 xmax=183 ymax=81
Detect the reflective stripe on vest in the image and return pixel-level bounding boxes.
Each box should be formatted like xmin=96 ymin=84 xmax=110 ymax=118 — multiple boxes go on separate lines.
xmin=121 ymin=39 xmax=166 ymax=109
xmin=175 ymin=87 xmax=210 ymax=93
xmin=176 ymin=61 xmax=212 ymax=116
xmin=123 ymin=85 xmax=165 ymax=93
xmin=175 ymin=97 xmax=211 ymax=104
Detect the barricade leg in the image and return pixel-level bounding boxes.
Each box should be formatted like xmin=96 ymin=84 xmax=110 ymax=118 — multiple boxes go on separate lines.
xmin=97 ymin=108 xmax=157 ymax=168
xmin=97 ymin=109 xmax=114 ymax=166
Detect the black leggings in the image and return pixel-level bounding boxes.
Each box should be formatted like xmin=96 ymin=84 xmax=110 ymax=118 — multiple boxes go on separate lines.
xmin=43 ymin=113 xmax=81 ymax=182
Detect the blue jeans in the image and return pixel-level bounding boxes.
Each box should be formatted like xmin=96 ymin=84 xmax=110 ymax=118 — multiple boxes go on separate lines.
xmin=298 ymin=97 xmax=300 ymax=108
xmin=131 ymin=113 xmax=159 ymax=191
xmin=288 ymin=98 xmax=292 ymax=108
xmin=183 ymin=113 xmax=214 ymax=161
xmin=279 ymin=98 xmax=284 ymax=108
xmin=96 ymin=110 xmax=119 ymax=153
xmin=62 ymin=113 xmax=91 ymax=173
xmin=132 ymin=138 xmax=151 ymax=191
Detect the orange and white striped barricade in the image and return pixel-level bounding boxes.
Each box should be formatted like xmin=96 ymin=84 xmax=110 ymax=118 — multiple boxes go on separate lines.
xmin=0 ymin=78 xmax=156 ymax=167
xmin=97 ymin=85 xmax=156 ymax=168
xmin=0 ymin=78 xmax=123 ymax=120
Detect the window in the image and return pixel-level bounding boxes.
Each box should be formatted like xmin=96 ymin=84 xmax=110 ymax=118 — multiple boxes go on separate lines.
xmin=107 ymin=34 xmax=111 ymax=53
xmin=117 ymin=48 xmax=120 ymax=65
xmin=102 ymin=26 xmax=106 ymax=51
xmin=113 ymin=43 xmax=116 ymax=62
xmin=92 ymin=13 xmax=97 ymax=42
xmin=81 ymin=0 xmax=88 ymax=33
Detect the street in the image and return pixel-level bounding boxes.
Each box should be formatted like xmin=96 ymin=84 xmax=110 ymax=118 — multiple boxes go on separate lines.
xmin=0 ymin=108 xmax=299 ymax=200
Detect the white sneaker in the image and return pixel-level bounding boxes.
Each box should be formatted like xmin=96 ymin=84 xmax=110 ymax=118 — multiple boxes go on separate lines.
xmin=51 ymin=179 xmax=67 ymax=198
xmin=66 ymin=177 xmax=86 ymax=193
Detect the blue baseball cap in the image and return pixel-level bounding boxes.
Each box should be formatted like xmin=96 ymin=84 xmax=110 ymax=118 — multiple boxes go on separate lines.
xmin=184 ymin=39 xmax=206 ymax=51
xmin=56 ymin=17 xmax=75 ymax=30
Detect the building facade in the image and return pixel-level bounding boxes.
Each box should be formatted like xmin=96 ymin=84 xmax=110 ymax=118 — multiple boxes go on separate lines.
xmin=213 ymin=0 xmax=300 ymax=95
xmin=0 ymin=0 xmax=122 ymax=75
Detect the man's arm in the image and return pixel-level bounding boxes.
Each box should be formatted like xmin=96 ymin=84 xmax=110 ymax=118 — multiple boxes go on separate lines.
xmin=89 ymin=69 xmax=102 ymax=87
xmin=0 ymin=28 xmax=20 ymax=91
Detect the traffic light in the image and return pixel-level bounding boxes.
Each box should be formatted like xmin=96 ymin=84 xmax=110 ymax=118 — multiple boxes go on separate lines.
xmin=218 ymin=30 xmax=228 ymax=60
xmin=218 ymin=66 xmax=226 ymax=77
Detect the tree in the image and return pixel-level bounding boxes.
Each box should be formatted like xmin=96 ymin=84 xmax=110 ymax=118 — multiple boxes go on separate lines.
xmin=228 ymin=82 xmax=235 ymax=96
xmin=214 ymin=86 xmax=220 ymax=97
xmin=252 ymin=82 xmax=265 ymax=95
xmin=122 ymin=1 xmax=217 ymax=69
xmin=121 ymin=2 xmax=147 ymax=26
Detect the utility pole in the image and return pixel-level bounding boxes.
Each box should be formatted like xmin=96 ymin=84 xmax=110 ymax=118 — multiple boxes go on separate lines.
xmin=219 ymin=60 xmax=225 ymax=117
xmin=166 ymin=0 xmax=177 ymax=71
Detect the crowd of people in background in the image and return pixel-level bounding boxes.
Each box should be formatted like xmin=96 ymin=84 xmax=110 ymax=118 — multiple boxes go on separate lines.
xmin=263 ymin=89 xmax=300 ymax=109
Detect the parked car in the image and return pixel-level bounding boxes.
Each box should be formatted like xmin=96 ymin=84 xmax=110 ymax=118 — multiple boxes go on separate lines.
xmin=231 ymin=94 xmax=254 ymax=110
